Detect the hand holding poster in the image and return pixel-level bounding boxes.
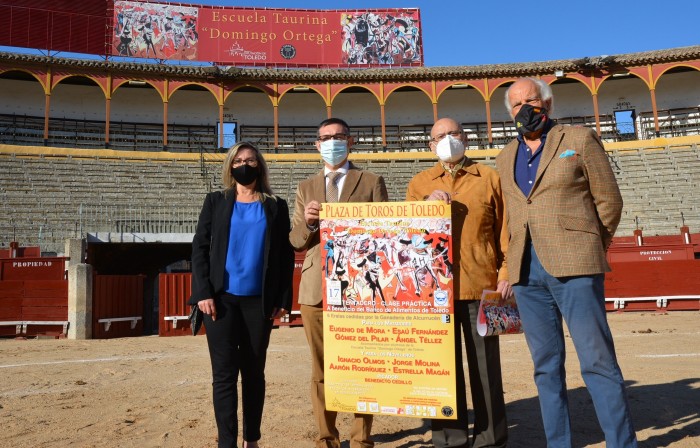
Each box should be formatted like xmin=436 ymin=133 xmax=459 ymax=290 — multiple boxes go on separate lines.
xmin=321 ymin=201 xmax=457 ymax=419
xmin=476 ymin=290 xmax=523 ymax=336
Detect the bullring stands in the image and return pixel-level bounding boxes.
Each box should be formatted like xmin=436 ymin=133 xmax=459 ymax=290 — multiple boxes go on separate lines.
xmin=611 ymin=144 xmax=700 ymax=235
xmin=0 ymin=113 xmax=218 ymax=153
xmin=1 ymin=140 xmax=699 ymax=254
xmin=0 ymin=150 xmax=208 ymax=253
xmin=4 ymin=106 xmax=697 ymax=155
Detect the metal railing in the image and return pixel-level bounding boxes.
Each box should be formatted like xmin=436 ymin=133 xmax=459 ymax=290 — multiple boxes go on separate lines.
xmin=77 ymin=203 xmax=201 ymax=236
xmin=4 ymin=109 xmax=700 ymax=154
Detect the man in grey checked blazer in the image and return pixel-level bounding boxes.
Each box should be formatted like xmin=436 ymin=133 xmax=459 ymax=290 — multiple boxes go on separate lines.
xmin=496 ymin=78 xmax=637 ymax=448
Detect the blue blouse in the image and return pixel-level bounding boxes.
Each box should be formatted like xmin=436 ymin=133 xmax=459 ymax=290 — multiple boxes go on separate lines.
xmin=224 ymin=201 xmax=267 ymax=295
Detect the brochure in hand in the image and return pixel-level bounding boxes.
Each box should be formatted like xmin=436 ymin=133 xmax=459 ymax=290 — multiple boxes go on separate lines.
xmin=476 ymin=290 xmax=523 ymax=337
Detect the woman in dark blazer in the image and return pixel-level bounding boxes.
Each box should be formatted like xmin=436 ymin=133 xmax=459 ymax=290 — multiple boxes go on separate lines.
xmin=189 ymin=142 xmax=294 ymax=448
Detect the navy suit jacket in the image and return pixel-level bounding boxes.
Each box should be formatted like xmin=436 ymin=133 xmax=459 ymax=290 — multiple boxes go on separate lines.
xmin=189 ymin=190 xmax=294 ymax=318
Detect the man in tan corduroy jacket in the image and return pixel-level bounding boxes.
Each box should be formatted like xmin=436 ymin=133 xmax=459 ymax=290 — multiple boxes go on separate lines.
xmin=406 ymin=117 xmax=510 ymax=448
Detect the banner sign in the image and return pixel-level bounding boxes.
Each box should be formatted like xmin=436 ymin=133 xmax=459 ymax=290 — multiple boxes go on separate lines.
xmin=320 ymin=201 xmax=457 ymax=420
xmin=112 ymin=1 xmax=423 ymax=67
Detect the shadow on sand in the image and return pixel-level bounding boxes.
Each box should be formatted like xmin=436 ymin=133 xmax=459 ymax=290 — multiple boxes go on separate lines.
xmin=507 ymin=378 xmax=700 ymax=447
xmin=349 ymin=377 xmax=699 ymax=447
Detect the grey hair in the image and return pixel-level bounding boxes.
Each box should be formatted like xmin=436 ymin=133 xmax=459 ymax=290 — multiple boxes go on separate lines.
xmin=504 ymin=78 xmax=554 ymax=115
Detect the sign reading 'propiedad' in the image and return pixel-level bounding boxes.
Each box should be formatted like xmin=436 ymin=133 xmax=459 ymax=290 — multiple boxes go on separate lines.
xmin=321 ymin=201 xmax=456 ymax=419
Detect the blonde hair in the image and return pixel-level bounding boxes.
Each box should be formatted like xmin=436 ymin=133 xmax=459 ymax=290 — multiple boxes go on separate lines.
xmin=221 ymin=142 xmax=273 ymax=199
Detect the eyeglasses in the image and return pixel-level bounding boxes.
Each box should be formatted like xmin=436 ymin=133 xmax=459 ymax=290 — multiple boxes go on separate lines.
xmin=318 ymin=133 xmax=349 ymax=142
xmin=431 ymin=130 xmax=463 ymax=143
xmin=232 ymin=158 xmax=259 ymax=167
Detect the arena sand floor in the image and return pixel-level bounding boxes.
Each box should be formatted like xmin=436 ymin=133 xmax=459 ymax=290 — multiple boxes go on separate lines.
xmin=1 ymin=311 xmax=698 ymax=447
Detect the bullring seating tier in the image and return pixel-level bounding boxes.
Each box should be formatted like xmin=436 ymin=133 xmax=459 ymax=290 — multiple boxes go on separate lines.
xmin=3 ymin=107 xmax=699 ymax=151
xmin=1 ymin=137 xmax=699 ymax=254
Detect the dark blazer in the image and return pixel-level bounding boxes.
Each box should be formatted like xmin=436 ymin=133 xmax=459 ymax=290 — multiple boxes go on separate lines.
xmin=495 ymin=124 xmax=623 ymax=284
xmin=189 ymin=190 xmax=294 ymax=318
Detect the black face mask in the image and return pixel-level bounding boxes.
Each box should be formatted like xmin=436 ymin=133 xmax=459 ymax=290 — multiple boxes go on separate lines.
xmin=231 ymin=164 xmax=259 ymax=186
xmin=514 ymin=104 xmax=549 ymax=137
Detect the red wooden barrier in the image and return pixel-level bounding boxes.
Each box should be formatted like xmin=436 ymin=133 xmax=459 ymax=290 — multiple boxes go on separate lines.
xmin=281 ymin=251 xmax=305 ymax=326
xmin=92 ymin=275 xmax=145 ymax=339
xmin=159 ymin=273 xmax=198 ymax=337
xmin=0 ymin=256 xmax=68 ymax=337
xmin=0 ymin=281 xmax=25 ymax=337
xmin=0 ymin=244 xmax=40 ymax=259
xmin=22 ymin=280 xmax=68 ymax=320
xmin=159 ymin=253 xmax=307 ymax=336
xmin=605 ymin=260 xmax=700 ymax=312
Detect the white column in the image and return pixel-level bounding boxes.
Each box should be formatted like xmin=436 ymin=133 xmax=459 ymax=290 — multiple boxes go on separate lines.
xmin=68 ymin=263 xmax=93 ymax=339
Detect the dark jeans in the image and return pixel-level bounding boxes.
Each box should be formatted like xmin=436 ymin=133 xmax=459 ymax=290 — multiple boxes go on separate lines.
xmin=513 ymin=242 xmax=637 ymax=448
xmin=204 ymin=293 xmax=273 ymax=448
xmin=431 ymin=300 xmax=508 ymax=448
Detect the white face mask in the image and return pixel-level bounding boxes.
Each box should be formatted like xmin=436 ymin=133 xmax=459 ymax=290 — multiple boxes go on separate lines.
xmin=319 ymin=139 xmax=348 ymax=166
xmin=435 ymin=135 xmax=465 ymax=163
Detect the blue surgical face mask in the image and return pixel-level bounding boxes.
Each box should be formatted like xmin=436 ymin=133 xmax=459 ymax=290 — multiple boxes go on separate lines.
xmin=319 ymin=139 xmax=348 ymax=167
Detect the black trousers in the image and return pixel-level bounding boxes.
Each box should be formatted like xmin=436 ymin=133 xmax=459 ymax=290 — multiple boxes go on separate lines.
xmin=431 ymin=300 xmax=508 ymax=448
xmin=204 ymin=293 xmax=273 ymax=448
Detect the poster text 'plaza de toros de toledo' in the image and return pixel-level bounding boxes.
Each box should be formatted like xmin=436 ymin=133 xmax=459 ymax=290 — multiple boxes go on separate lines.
xmin=320 ymin=201 xmax=457 ymax=420
xmin=112 ymin=1 xmax=423 ymax=67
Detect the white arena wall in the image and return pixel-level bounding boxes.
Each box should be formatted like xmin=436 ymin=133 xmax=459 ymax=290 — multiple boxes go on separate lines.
xmin=2 ymin=70 xmax=698 ymax=141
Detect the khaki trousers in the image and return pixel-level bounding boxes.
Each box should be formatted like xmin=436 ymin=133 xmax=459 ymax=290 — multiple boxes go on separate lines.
xmin=301 ymin=304 xmax=374 ymax=448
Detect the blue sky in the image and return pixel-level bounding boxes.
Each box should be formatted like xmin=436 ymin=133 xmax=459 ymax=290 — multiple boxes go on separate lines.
xmin=201 ymin=0 xmax=699 ymax=66
xmin=1 ymin=0 xmax=698 ymax=67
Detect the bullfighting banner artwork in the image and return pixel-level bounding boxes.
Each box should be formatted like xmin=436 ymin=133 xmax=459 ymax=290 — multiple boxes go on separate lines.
xmin=112 ymin=1 xmax=423 ymax=67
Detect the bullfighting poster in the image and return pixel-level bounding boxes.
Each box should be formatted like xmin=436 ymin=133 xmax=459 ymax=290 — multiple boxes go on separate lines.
xmin=321 ymin=201 xmax=457 ymax=420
